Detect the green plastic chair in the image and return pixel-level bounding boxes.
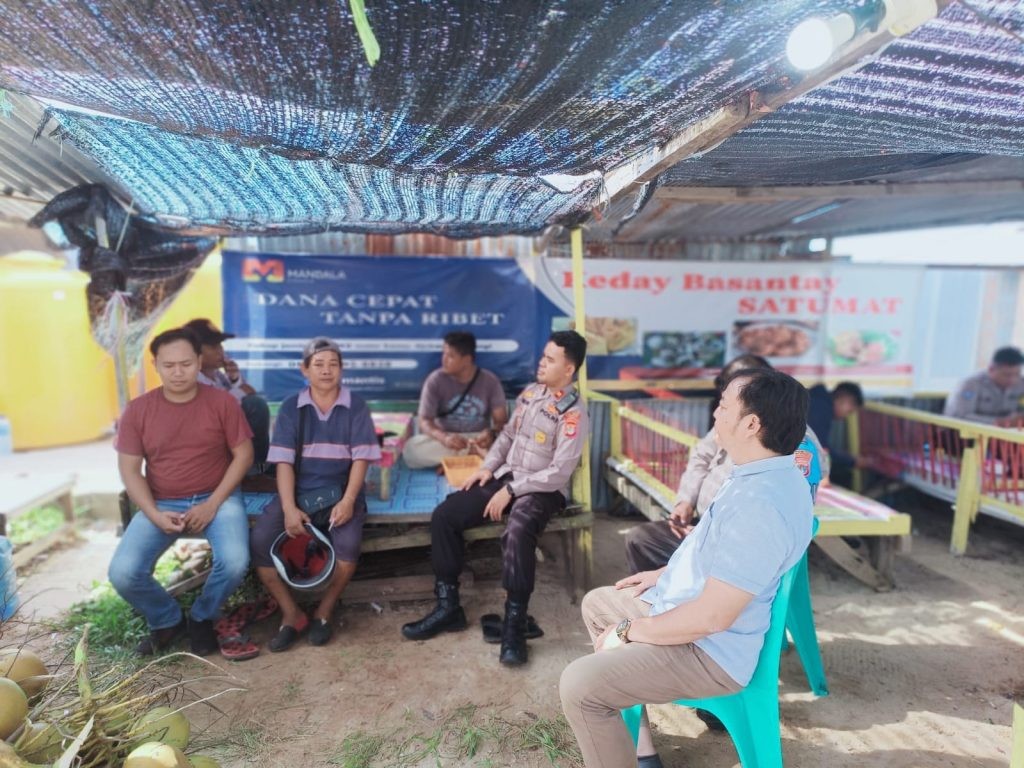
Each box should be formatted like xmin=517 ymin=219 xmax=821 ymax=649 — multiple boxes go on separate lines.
xmin=785 ymin=552 xmax=829 ymax=696
xmin=621 ymin=520 xmax=819 ymax=768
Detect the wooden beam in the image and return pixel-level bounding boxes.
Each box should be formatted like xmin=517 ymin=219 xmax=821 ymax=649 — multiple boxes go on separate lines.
xmin=655 ymin=180 xmax=1024 ymax=204
xmin=600 ymin=2 xmax=952 ymax=202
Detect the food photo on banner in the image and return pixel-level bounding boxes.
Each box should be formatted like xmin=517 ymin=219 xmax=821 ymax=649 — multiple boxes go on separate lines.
xmin=220 ymin=252 xmax=562 ymax=401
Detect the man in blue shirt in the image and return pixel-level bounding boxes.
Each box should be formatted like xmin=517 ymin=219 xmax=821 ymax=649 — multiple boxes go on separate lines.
xmin=560 ymin=368 xmax=814 ymax=768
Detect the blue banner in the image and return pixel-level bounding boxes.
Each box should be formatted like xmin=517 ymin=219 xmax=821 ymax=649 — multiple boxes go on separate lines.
xmin=221 ymin=252 xmax=558 ymax=401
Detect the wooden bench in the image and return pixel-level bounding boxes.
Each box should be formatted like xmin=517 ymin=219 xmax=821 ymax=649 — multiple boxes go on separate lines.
xmin=0 ymin=473 xmax=77 ymax=568
xmin=360 ymin=507 xmax=594 ymax=603
xmin=119 ymin=492 xmax=595 ymax=603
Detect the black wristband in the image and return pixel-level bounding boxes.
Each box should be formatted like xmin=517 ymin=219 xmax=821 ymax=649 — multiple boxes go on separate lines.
xmin=505 ymin=482 xmax=516 ymax=500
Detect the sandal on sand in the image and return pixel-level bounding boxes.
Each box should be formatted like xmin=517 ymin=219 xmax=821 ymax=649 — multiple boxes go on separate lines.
xmin=308 ymin=618 xmax=333 ymax=647
xmin=269 ymin=615 xmax=310 ymax=653
xmin=219 ymin=635 xmax=260 ymax=661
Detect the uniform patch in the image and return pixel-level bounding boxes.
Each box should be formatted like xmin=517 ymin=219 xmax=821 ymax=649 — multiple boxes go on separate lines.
xmin=794 ymin=450 xmax=812 ymax=477
xmin=535 ymin=430 xmax=547 ymax=444
xmin=562 ymin=410 xmax=580 ymax=438
xmin=961 ymin=390 xmax=975 ymax=400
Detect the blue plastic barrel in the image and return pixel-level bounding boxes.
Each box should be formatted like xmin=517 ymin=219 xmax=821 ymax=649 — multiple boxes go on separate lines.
xmin=0 ymin=536 xmax=18 ymax=620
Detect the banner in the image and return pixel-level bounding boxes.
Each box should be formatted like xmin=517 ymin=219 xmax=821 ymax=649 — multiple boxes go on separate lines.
xmin=527 ymin=259 xmax=923 ymax=388
xmin=221 ymin=253 xmax=559 ymax=400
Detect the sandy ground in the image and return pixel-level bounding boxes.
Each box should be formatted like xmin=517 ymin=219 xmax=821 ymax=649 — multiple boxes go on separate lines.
xmin=11 ymin=487 xmax=1024 ymax=767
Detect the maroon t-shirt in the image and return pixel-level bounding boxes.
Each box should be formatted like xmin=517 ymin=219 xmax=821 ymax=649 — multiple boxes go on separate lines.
xmin=115 ymin=385 xmax=253 ymax=499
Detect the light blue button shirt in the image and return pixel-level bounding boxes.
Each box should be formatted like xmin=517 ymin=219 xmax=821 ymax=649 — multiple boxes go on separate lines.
xmin=641 ymin=454 xmax=814 ymax=686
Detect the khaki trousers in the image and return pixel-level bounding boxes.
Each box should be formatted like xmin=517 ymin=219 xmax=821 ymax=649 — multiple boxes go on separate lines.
xmin=560 ymin=586 xmax=741 ymax=768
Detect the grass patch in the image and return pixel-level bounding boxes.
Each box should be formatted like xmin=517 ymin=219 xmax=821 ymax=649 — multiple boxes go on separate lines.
xmin=53 ymin=551 xmax=190 ymax=660
xmin=329 ymin=730 xmax=388 ymax=767
xmin=7 ymin=504 xmax=66 ymax=546
xmin=324 ymin=705 xmax=582 ymax=768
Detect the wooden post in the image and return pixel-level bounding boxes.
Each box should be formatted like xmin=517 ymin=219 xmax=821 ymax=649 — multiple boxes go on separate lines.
xmin=569 ymin=227 xmax=594 ymax=596
xmin=609 ymin=398 xmax=622 ymax=460
xmin=1012 ymin=703 xmax=1024 ymax=768
xmin=570 ymin=227 xmax=592 ymax=512
xmin=848 ymin=411 xmax=863 ymax=493
xmin=951 ymin=440 xmax=980 ymax=555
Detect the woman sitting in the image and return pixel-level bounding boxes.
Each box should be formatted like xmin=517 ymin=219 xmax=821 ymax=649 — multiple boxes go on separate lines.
xmin=250 ymin=337 xmax=382 ymax=651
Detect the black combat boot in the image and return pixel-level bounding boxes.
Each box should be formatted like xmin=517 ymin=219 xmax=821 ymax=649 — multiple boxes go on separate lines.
xmin=401 ymin=581 xmax=468 ymax=640
xmin=499 ymin=599 xmax=529 ymax=666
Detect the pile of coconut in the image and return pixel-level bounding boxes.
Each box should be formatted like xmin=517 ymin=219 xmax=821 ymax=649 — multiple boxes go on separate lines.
xmin=1 ymin=629 xmax=234 ymax=767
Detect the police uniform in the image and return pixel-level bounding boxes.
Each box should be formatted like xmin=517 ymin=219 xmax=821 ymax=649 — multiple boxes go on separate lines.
xmin=429 ymin=382 xmax=589 ymax=602
xmin=944 ymin=371 xmax=1024 ymax=424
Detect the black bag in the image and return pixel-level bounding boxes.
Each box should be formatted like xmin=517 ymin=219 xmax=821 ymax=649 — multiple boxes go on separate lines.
xmin=292 ymin=405 xmax=346 ymax=528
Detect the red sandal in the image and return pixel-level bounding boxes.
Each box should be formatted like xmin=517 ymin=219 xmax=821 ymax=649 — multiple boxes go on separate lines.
xmin=218 ymin=634 xmax=261 ymax=661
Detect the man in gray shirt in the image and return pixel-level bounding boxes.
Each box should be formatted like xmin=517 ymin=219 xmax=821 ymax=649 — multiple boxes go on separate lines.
xmin=403 ymin=331 xmax=508 ymax=469
xmin=945 ymin=346 xmax=1024 ymax=425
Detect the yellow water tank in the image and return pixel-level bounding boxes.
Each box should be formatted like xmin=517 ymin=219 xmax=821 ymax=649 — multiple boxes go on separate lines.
xmin=0 ymin=251 xmax=118 ymax=449
xmin=134 ymin=249 xmax=224 ymax=395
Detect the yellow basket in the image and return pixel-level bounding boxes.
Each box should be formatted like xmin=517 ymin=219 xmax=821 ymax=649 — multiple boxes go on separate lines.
xmin=441 ymin=455 xmax=483 ymax=488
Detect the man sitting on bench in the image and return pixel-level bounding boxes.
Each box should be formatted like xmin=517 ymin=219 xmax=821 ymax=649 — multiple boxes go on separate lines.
xmin=402 ymin=330 xmax=508 ymax=469
xmin=402 ymin=330 xmax=588 ymax=667
xmin=109 ymin=327 xmax=253 ymax=658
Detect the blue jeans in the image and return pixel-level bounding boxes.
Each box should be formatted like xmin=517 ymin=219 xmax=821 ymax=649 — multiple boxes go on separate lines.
xmin=108 ymin=491 xmax=249 ymax=630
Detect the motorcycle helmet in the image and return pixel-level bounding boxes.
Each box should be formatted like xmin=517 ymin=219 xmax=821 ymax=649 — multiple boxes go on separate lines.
xmin=270 ymin=523 xmax=336 ymax=591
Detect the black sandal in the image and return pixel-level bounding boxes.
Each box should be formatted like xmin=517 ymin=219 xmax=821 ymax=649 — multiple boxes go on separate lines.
xmin=308 ymin=618 xmax=333 ymax=646
xmin=269 ymin=616 xmax=309 ymax=653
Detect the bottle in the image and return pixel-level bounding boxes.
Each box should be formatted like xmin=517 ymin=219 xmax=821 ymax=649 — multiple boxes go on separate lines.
xmin=0 ymin=416 xmax=12 ymax=455
xmin=922 ymin=441 xmax=931 ymax=461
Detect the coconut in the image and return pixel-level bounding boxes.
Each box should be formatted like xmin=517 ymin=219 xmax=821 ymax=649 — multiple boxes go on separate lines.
xmin=188 ymin=757 xmax=221 ymax=768
xmin=17 ymin=722 xmax=65 ymax=763
xmin=0 ymin=648 xmax=48 ymax=697
xmin=0 ymin=677 xmax=28 ymax=740
xmin=123 ymin=742 xmax=190 ymax=768
xmin=130 ymin=706 xmax=190 ymax=751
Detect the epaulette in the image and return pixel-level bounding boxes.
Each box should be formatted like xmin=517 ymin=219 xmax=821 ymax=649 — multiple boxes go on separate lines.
xmin=554 ymin=388 xmax=580 ymax=414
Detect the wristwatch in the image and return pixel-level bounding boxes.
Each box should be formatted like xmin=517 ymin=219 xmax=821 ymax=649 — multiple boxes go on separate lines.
xmin=615 ymin=618 xmax=632 ymax=644
xmin=505 ymin=482 xmax=516 ymax=500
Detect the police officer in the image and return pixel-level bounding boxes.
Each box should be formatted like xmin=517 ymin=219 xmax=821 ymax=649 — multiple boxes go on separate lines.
xmin=402 ymin=330 xmax=588 ymax=666
xmin=945 ymin=346 xmax=1024 ymax=425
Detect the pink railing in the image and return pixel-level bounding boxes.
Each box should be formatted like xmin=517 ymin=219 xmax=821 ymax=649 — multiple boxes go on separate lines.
xmin=620 ymin=401 xmax=697 ymax=493
xmin=859 ymin=407 xmax=965 ymax=493
xmin=982 ymin=434 xmax=1024 ymax=509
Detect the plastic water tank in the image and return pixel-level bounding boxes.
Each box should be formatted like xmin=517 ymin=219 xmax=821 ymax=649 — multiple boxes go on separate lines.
xmin=0 ymin=536 xmax=17 ymax=621
xmin=0 ymin=251 xmax=118 ymax=448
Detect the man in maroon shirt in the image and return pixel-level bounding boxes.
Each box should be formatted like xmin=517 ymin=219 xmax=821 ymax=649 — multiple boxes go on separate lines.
xmin=109 ymin=327 xmax=254 ymax=657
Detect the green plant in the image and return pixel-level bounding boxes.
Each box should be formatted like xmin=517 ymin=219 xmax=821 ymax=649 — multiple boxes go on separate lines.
xmin=54 ymin=552 xmax=191 ymax=659
xmin=329 ymin=730 xmax=387 ymax=767
xmin=7 ymin=505 xmax=66 ymax=546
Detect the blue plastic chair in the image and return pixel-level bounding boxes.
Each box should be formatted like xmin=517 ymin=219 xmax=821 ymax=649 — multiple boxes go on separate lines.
xmin=622 ymin=521 xmax=819 ymax=768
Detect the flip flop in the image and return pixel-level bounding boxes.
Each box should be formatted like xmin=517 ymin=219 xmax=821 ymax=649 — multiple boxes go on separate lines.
xmin=216 ymin=597 xmax=281 ymax=639
xmin=269 ymin=614 xmax=310 ymax=653
xmin=480 ymin=613 xmax=544 ymax=644
xmin=219 ymin=634 xmax=260 ymax=661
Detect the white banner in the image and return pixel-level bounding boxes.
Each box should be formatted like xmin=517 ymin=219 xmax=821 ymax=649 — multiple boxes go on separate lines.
xmin=528 ymin=259 xmax=924 ymax=389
